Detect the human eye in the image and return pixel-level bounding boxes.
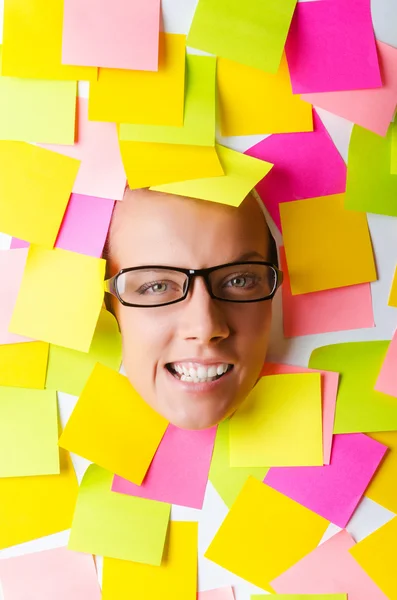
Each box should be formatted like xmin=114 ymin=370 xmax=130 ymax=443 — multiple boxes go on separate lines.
xmin=223 ymin=272 xmax=261 ymax=289
xmin=136 ymin=279 xmax=179 ymax=295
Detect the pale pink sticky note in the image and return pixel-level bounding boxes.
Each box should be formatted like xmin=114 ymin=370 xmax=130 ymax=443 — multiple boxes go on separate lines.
xmin=280 ymin=247 xmax=375 ymax=338
xmin=285 ymin=0 xmax=382 ymax=93
xmin=270 ymin=529 xmax=388 ymax=600
xmin=375 ymin=329 xmax=397 ymax=397
xmin=11 ymin=193 xmax=115 ymax=258
xmin=301 ymin=41 xmax=397 ymax=137
xmin=260 ymin=362 xmax=339 ymax=465
xmin=198 ymin=587 xmax=235 ymax=600
xmin=265 ymin=433 xmax=387 ymax=528
xmin=246 ymin=110 xmax=346 ymax=230
xmin=112 ymin=423 xmax=217 ymax=509
xmin=0 ymin=546 xmax=101 ymax=600
xmin=0 ymin=248 xmax=33 ymax=344
xmin=62 ymin=0 xmax=161 ymax=71
xmin=40 ymin=98 xmax=126 ymax=200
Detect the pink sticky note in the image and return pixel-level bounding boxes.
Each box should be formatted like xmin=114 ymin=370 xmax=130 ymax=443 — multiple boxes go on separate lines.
xmin=62 ymin=0 xmax=161 ymax=71
xmin=375 ymin=329 xmax=397 ymax=397
xmin=198 ymin=588 xmax=235 ymax=600
xmin=264 ymin=433 xmax=387 ymax=528
xmin=246 ymin=110 xmax=346 ymax=230
xmin=112 ymin=424 xmax=217 ymax=509
xmin=285 ymin=0 xmax=382 ymax=94
xmin=280 ymin=247 xmax=375 ymax=338
xmin=40 ymin=98 xmax=126 ymax=200
xmin=0 ymin=248 xmax=33 ymax=344
xmin=11 ymin=193 xmax=115 ymax=258
xmin=301 ymin=41 xmax=397 ymax=137
xmin=0 ymin=546 xmax=101 ymax=600
xmin=260 ymin=362 xmax=339 ymax=465
xmin=270 ymin=529 xmax=388 ymax=600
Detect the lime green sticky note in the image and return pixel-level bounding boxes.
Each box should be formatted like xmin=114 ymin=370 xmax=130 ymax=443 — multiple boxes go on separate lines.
xmin=120 ymin=54 xmax=216 ymax=147
xmin=0 ymin=342 xmax=49 ymax=389
xmin=309 ymin=342 xmax=397 ymax=433
xmin=345 ymin=123 xmax=397 ymax=217
xmin=68 ymin=464 xmax=170 ymax=565
xmin=46 ymin=309 xmax=122 ymax=396
xmin=209 ymin=419 xmax=268 ymax=508
xmin=0 ymin=142 xmax=80 ymax=247
xmin=229 ymin=374 xmax=323 ymax=467
xmin=150 ymin=145 xmax=273 ymax=207
xmin=9 ymin=246 xmax=105 ymax=353
xmin=0 ymin=387 xmax=59 ymax=477
xmin=0 ymin=47 xmax=76 ymax=144
xmin=391 ymin=120 xmax=397 ymax=174
xmin=187 ymin=0 xmax=297 ymax=73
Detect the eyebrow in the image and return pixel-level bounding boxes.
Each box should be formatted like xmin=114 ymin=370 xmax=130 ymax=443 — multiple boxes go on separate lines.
xmin=233 ymin=251 xmax=267 ymax=262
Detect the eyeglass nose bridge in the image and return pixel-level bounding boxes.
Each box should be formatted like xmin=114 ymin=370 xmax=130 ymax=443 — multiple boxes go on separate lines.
xmin=184 ymin=268 xmax=216 ymax=300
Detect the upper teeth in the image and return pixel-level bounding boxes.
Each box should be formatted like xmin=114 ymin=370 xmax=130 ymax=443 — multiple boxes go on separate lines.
xmin=170 ymin=362 xmax=230 ymax=380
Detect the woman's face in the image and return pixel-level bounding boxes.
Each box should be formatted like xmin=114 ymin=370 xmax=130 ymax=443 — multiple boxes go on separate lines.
xmin=107 ymin=189 xmax=273 ymax=429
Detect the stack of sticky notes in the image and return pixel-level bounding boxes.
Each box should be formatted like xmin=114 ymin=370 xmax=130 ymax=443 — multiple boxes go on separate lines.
xmin=0 ymin=0 xmax=397 ymax=599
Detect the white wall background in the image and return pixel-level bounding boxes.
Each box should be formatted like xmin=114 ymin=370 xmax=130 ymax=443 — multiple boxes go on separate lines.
xmin=0 ymin=1 xmax=396 ymax=599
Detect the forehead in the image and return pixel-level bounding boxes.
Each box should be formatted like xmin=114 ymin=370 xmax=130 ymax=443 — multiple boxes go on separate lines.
xmin=108 ymin=189 xmax=269 ymax=268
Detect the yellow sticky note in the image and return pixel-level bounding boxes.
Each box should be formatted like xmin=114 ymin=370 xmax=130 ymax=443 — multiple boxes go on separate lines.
xmin=349 ymin=516 xmax=397 ymax=600
xmin=119 ymin=140 xmax=223 ymax=189
xmin=0 ymin=447 xmax=78 ymax=549
xmin=365 ymin=431 xmax=397 ymax=513
xmin=102 ymin=521 xmax=198 ymax=600
xmin=89 ymin=33 xmax=186 ymax=126
xmin=0 ymin=142 xmax=80 ymax=247
xmin=205 ymin=477 xmax=329 ymax=591
xmin=58 ymin=363 xmax=168 ymax=485
xmin=120 ymin=54 xmax=216 ymax=147
xmin=46 ymin=309 xmax=122 ymax=396
xmin=150 ymin=145 xmax=273 ymax=207
xmin=1 ymin=0 xmax=96 ymax=80
xmin=209 ymin=419 xmax=268 ymax=508
xmin=0 ymin=341 xmax=49 ymax=388
xmin=0 ymin=387 xmax=59 ymax=477
xmin=9 ymin=246 xmax=105 ymax=352
xmin=0 ymin=47 xmax=77 ymax=144
xmin=280 ymin=194 xmax=377 ymax=295
xmin=389 ymin=266 xmax=397 ymax=307
xmin=229 ymin=374 xmax=323 ymax=467
xmin=69 ymin=465 xmax=170 ymax=564
xmin=217 ymin=55 xmax=313 ymax=136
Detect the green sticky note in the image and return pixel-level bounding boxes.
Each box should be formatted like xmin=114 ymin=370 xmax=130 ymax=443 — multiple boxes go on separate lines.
xmin=120 ymin=54 xmax=216 ymax=147
xmin=345 ymin=123 xmax=397 ymax=217
xmin=309 ymin=342 xmax=397 ymax=433
xmin=46 ymin=309 xmax=122 ymax=396
xmin=209 ymin=419 xmax=268 ymax=508
xmin=391 ymin=120 xmax=397 ymax=175
xmin=187 ymin=0 xmax=297 ymax=73
xmin=68 ymin=465 xmax=170 ymax=565
xmin=0 ymin=387 xmax=59 ymax=477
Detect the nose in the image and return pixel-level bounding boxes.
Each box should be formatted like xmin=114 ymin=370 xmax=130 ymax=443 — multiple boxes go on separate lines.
xmin=178 ymin=275 xmax=230 ymax=344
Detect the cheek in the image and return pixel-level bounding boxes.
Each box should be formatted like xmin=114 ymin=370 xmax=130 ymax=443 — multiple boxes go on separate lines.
xmin=234 ymin=303 xmax=272 ymax=366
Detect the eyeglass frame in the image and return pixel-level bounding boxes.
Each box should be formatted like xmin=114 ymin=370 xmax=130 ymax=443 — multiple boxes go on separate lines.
xmin=104 ymin=261 xmax=284 ymax=308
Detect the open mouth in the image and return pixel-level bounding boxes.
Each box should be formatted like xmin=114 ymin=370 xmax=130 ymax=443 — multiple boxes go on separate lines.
xmin=165 ymin=362 xmax=234 ymax=383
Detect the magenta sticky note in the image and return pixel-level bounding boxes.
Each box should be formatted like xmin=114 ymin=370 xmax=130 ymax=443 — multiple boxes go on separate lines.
xmin=261 ymin=362 xmax=339 ymax=465
xmin=11 ymin=193 xmax=115 ymax=259
xmin=375 ymin=329 xmax=397 ymax=397
xmin=301 ymin=41 xmax=397 ymax=137
xmin=280 ymin=247 xmax=375 ymax=338
xmin=40 ymin=98 xmax=126 ymax=200
xmin=0 ymin=546 xmax=101 ymax=600
xmin=246 ymin=110 xmax=346 ymax=230
xmin=0 ymin=248 xmax=33 ymax=344
xmin=264 ymin=433 xmax=387 ymax=528
xmin=271 ymin=529 xmax=388 ymax=600
xmin=285 ymin=0 xmax=382 ymax=93
xmin=62 ymin=0 xmax=161 ymax=71
xmin=112 ymin=423 xmax=217 ymax=509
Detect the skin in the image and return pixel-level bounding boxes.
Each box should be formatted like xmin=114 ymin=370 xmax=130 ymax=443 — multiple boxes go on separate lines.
xmin=106 ymin=188 xmax=273 ymax=430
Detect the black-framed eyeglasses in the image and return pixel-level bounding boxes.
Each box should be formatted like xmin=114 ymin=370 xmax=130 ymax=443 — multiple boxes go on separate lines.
xmin=104 ymin=262 xmax=283 ymax=308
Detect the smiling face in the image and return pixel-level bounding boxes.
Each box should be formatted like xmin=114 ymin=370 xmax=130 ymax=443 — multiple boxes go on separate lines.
xmin=106 ymin=188 xmax=275 ymax=429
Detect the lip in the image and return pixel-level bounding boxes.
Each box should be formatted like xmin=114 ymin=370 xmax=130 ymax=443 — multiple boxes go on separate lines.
xmin=164 ymin=362 xmax=234 ymax=394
